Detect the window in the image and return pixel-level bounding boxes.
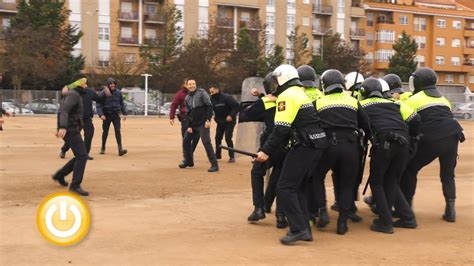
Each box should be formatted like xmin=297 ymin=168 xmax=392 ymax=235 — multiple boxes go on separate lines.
xmin=414 ymin=36 xmax=426 ymax=49
xmin=287 ymin=15 xmax=295 ymax=31
xmin=338 ymin=0 xmax=345 ymax=13
xmin=121 ymin=27 xmax=132 ymax=37
xmin=266 ymin=14 xmax=275 ymax=28
xmin=452 ymin=38 xmax=461 ymax=47
xmin=98 ymin=50 xmax=110 ymax=67
xmin=375 ymin=49 xmax=395 ymax=62
xmin=451 ymin=57 xmax=460 ymax=66
xmin=445 ymin=74 xmax=454 ymax=83
xmin=287 ymin=0 xmax=295 ymax=9
xmin=266 ymin=0 xmax=275 ymax=6
xmin=265 ymin=34 xmax=275 ymax=54
xmin=414 ymin=17 xmax=426 ymax=31
xmin=435 ymin=56 xmax=445 ymax=65
xmin=437 ymin=19 xmax=446 ymax=28
xmin=416 ymin=55 xmax=425 ymax=67
xmin=470 ymin=75 xmax=474 ymax=84
xmin=453 ymin=20 xmax=461 ymax=29
xmin=98 ymin=25 xmax=110 ymax=41
xmin=366 ymin=52 xmax=373 ymax=64
xmin=399 ymin=15 xmax=408 ymax=25
xmin=436 ymin=37 xmax=445 ymax=47
xmin=459 ymin=75 xmax=465 ymax=83
xmin=376 ymin=30 xmax=395 ymax=43
xmin=302 ymin=17 xmax=309 ymax=26
xmin=303 ymin=0 xmax=310 ymax=4
xmin=312 ymin=39 xmax=321 ymax=55
xmin=241 ymin=12 xmax=250 ymax=21
xmin=367 ymin=13 xmax=374 ymax=27
xmin=145 ymin=5 xmax=156 ymax=15
xmin=145 ymin=29 xmax=156 ymax=39
xmin=2 ymin=18 xmax=10 ymax=29
xmin=367 ymin=32 xmax=373 ymax=46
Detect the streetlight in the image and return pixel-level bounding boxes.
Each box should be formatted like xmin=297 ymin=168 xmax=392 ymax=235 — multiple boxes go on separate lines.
xmin=86 ymin=9 xmax=99 ymax=67
xmin=321 ymin=27 xmax=333 ymax=62
xmin=141 ymin=74 xmax=152 ymax=116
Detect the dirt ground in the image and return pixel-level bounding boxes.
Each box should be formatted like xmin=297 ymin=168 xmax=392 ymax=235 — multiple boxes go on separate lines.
xmin=0 ymin=116 xmax=473 ymax=265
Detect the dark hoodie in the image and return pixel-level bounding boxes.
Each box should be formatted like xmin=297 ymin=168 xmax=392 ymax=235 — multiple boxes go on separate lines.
xmin=210 ymin=92 xmax=240 ymax=124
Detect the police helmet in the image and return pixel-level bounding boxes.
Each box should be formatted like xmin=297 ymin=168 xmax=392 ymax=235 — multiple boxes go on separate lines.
xmin=409 ymin=67 xmax=437 ymax=93
xmin=360 ymin=78 xmax=383 ymax=98
xmin=320 ymin=69 xmax=345 ymax=94
xmin=378 ymin=78 xmax=391 ymax=98
xmin=383 ymin=74 xmax=404 ymax=94
xmin=345 ymin=72 xmax=365 ymax=91
xmin=272 ymin=64 xmax=299 ymax=86
xmin=297 ymin=65 xmax=317 ymax=88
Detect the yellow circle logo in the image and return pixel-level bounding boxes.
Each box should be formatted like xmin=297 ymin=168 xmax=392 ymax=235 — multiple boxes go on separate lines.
xmin=36 ymin=192 xmax=90 ymax=246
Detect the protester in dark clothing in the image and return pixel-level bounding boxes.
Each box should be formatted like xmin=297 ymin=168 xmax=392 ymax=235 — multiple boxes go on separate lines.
xmin=97 ymin=78 xmax=128 ymax=156
xmin=209 ymin=86 xmax=240 ymax=162
xmin=0 ymin=94 xmax=11 ymax=131
xmin=52 ymin=78 xmax=90 ymax=196
xmin=60 ymin=86 xmax=110 ymax=159
xmin=179 ymin=79 xmax=219 ymax=172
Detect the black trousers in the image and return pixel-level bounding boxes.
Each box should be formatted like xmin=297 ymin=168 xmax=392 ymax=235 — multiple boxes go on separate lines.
xmin=400 ymin=134 xmax=459 ymax=202
xmin=250 ymin=146 xmax=286 ymax=214
xmin=56 ymin=131 xmax=88 ymax=188
xmin=62 ymin=118 xmax=94 ymax=154
xmin=183 ymin=124 xmax=217 ymax=165
xmin=215 ymin=121 xmax=236 ymax=159
xmin=312 ymin=138 xmax=360 ymax=221
xmin=101 ymin=112 xmax=123 ymax=149
xmin=277 ymin=145 xmax=324 ymax=233
xmin=369 ymin=138 xmax=414 ymax=226
xmin=180 ymin=118 xmax=199 ymax=159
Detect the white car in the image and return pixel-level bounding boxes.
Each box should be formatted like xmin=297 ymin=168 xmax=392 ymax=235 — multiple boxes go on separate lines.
xmin=2 ymin=102 xmax=35 ymax=115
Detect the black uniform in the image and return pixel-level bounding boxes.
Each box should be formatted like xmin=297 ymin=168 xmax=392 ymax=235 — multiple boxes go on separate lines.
xmin=261 ymin=82 xmax=328 ymax=238
xmin=312 ymin=89 xmax=370 ymax=233
xmin=54 ymin=88 xmax=88 ymax=190
xmin=360 ymin=81 xmax=420 ymax=231
xmin=61 ymin=88 xmax=105 ymax=155
xmin=210 ymin=92 xmax=240 ymax=160
xmin=97 ymin=88 xmax=127 ymax=154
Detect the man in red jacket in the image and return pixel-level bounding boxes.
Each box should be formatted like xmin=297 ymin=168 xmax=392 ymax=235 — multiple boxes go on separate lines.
xmin=170 ymin=78 xmax=199 ymax=161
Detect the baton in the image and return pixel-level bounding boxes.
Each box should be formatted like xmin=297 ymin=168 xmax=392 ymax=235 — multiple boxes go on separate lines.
xmin=219 ymin=145 xmax=258 ymax=158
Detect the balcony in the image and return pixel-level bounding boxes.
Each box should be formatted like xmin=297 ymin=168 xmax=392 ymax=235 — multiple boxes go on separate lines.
xmin=144 ymin=12 xmax=165 ymax=24
xmin=464 ymin=45 xmax=474 ymax=55
xmin=350 ymin=28 xmax=366 ymax=39
xmin=239 ymin=19 xmax=260 ymax=30
xmin=312 ymin=4 xmax=332 ymax=15
xmin=118 ymin=10 xmax=139 ymax=22
xmin=376 ymin=17 xmax=394 ymax=24
xmin=463 ymin=61 xmax=474 ymax=72
xmin=216 ymin=17 xmax=234 ymax=28
xmin=0 ymin=2 xmax=17 ymax=13
xmin=465 ymin=27 xmax=474 ymax=37
xmin=118 ymin=35 xmax=139 ymax=45
xmin=144 ymin=37 xmax=160 ymax=45
xmin=350 ymin=0 xmax=364 ymax=18
xmin=312 ymin=25 xmax=331 ymax=35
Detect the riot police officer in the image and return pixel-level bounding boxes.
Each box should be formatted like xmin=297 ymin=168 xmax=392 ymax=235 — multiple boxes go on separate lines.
xmin=360 ymin=78 xmax=420 ymax=234
xmin=345 ymin=72 xmax=365 ymax=101
xmin=256 ymin=64 xmax=328 ymax=245
xmin=400 ymin=67 xmax=464 ymax=222
xmin=297 ymin=65 xmax=324 ymax=102
xmin=311 ymin=69 xmax=370 ymax=235
xmin=383 ymin=74 xmax=412 ymax=102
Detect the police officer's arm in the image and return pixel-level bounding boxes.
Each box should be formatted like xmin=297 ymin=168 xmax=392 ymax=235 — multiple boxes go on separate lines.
xmin=260 ymin=97 xmax=297 ymax=156
xmin=240 ymin=98 xmax=266 ymax=123
xmin=400 ymin=102 xmax=421 ymax=137
xmin=357 ymin=102 xmax=372 ymax=139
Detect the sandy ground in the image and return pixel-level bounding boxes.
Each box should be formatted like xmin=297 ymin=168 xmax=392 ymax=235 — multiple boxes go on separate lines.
xmin=0 ymin=116 xmax=473 ymax=265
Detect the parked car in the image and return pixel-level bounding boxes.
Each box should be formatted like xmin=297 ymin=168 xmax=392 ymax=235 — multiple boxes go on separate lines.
xmin=124 ymin=100 xmax=142 ymax=115
xmin=25 ymin=102 xmax=59 ymax=114
xmin=453 ymin=103 xmax=474 ymax=120
xmin=2 ymin=102 xmax=34 ymax=115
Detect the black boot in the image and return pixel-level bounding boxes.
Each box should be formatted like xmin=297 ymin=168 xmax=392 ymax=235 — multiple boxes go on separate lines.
xmin=370 ymin=219 xmax=394 ymax=234
xmin=337 ymin=218 xmax=348 ymax=235
xmin=248 ymin=207 xmax=265 ymax=222
xmin=347 ymin=212 xmax=363 ymax=223
xmin=317 ymin=207 xmax=330 ymax=228
xmin=118 ymin=145 xmax=128 ymax=156
xmin=280 ymin=229 xmax=313 ymax=245
xmin=52 ymin=172 xmax=68 ymax=187
xmin=276 ymin=214 xmax=288 ymax=229
xmin=442 ymin=199 xmax=456 ymax=222
xmin=208 ymin=162 xmax=219 ymax=172
xmin=87 ymin=155 xmax=94 ymax=160
xmin=178 ymin=161 xmax=194 ymax=168
xmin=100 ymin=147 xmax=105 ymax=154
xmin=69 ymin=186 xmax=89 ymax=196
xmin=330 ymin=201 xmax=339 ymax=212
xmin=59 ymin=151 xmax=66 ymax=159
xmin=393 ymin=217 xmax=417 ymax=229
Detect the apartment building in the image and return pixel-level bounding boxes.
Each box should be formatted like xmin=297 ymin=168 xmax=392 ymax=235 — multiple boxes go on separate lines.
xmin=362 ymin=0 xmax=474 ymax=90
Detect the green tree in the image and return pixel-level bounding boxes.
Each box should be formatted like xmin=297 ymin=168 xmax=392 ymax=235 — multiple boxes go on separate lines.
xmin=139 ymin=3 xmax=183 ymax=93
xmin=263 ymin=44 xmax=285 ymax=75
xmin=2 ymin=0 xmax=84 ymax=90
xmin=388 ymin=31 xmax=418 ymax=82
xmin=287 ymin=26 xmax=310 ymax=67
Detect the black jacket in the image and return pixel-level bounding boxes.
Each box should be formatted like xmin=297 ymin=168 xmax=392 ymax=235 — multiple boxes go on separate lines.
xmin=82 ymin=88 xmax=106 ymax=119
xmin=185 ymin=89 xmax=213 ymax=127
xmin=57 ymin=88 xmax=84 ymax=132
xmin=210 ymin=92 xmax=240 ymax=124
xmin=97 ymin=89 xmax=126 ymax=116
